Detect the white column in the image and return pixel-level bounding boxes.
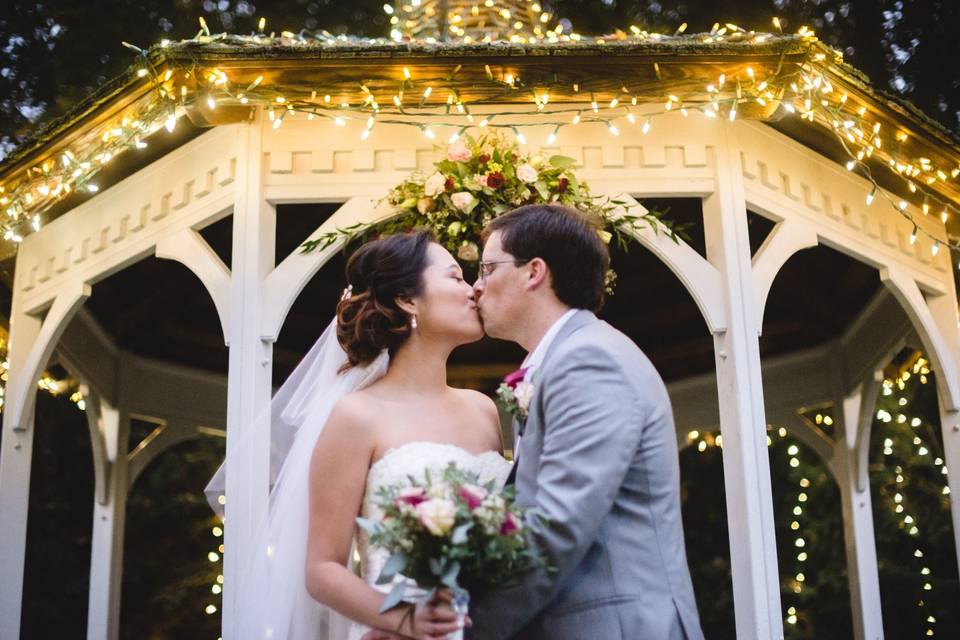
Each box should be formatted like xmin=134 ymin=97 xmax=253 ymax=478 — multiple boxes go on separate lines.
xmin=0 ymin=309 xmax=42 ymax=640
xmin=836 ymin=377 xmax=884 ymax=640
xmin=86 ymin=384 xmax=130 ymax=640
xmin=923 ymin=287 xmax=960 ymax=576
xmin=222 ymin=116 xmax=276 ymax=637
xmin=703 ymin=122 xmax=784 ymax=640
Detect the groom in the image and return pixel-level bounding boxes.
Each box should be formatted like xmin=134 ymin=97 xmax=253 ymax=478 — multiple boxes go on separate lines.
xmin=467 ymin=204 xmax=704 ymax=640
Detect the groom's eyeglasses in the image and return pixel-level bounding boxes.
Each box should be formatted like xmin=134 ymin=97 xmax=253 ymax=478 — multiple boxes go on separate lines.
xmin=478 ymin=259 xmax=531 ymax=280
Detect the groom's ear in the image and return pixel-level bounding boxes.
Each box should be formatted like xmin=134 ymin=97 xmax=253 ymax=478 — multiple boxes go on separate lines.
xmin=525 ymin=257 xmax=551 ymax=291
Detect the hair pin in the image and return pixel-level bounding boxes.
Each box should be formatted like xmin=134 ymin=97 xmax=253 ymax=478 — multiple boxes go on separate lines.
xmin=340 ymin=284 xmax=353 ymax=301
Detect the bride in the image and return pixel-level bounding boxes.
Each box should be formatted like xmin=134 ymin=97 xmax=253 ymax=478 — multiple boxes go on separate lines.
xmin=211 ymin=231 xmax=512 ymax=639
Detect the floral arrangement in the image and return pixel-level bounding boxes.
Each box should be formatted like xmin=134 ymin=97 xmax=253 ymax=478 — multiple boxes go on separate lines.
xmin=356 ymin=462 xmax=548 ymax=627
xmin=497 ymin=366 xmax=534 ymax=422
xmin=301 ymin=133 xmax=685 ymax=293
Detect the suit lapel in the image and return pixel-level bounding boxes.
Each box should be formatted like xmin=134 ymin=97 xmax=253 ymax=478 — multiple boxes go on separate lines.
xmin=536 ymin=309 xmax=597 ymax=377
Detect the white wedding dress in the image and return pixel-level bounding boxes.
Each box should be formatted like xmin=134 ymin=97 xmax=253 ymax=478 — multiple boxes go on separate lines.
xmin=346 ymin=441 xmax=513 ymax=640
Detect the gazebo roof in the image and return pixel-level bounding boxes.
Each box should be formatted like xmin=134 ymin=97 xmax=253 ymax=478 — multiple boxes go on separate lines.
xmin=2 ymin=30 xmax=960 ymax=258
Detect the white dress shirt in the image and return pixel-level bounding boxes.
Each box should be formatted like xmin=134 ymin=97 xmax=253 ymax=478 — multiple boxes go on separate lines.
xmin=521 ymin=308 xmax=579 ymax=380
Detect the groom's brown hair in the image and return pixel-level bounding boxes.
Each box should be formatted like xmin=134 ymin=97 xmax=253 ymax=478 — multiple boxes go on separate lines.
xmin=483 ymin=204 xmax=610 ymax=312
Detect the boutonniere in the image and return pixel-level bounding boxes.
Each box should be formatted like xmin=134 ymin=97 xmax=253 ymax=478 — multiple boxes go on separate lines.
xmin=497 ymin=367 xmax=535 ymax=421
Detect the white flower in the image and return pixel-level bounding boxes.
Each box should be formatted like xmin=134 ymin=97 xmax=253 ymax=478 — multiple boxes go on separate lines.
xmin=424 ymin=172 xmax=447 ymax=197
xmin=416 ymin=498 xmax=457 ymax=536
xmin=517 ymin=163 xmax=538 ymax=183
xmin=447 ymin=140 xmax=472 ymax=162
xmin=473 ymin=173 xmax=488 ymax=188
xmin=457 ymin=241 xmax=479 ymax=261
xmin=451 ymin=191 xmax=475 ymax=212
xmin=513 ymin=381 xmax=535 ymax=413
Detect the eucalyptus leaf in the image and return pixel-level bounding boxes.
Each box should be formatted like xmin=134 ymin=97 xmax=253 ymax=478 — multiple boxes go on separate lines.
xmin=355 ymin=517 xmax=379 ymax=534
xmin=377 ymin=551 xmax=408 ymax=584
xmin=452 ymin=522 xmax=473 ymax=544
xmin=378 ymin=580 xmax=408 ymax=614
xmin=441 ymin=561 xmax=461 ymax=589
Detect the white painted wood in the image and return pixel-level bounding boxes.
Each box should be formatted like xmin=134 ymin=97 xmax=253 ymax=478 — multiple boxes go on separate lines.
xmin=703 ymin=122 xmax=784 ymax=640
xmin=155 ymin=228 xmax=232 ymax=343
xmin=879 ymin=267 xmax=960 ymax=410
xmin=605 ymin=193 xmax=727 ymax=334
xmin=0 ymin=307 xmax=42 ymax=639
xmin=260 ymin=196 xmax=395 ymax=340
xmin=127 ymin=419 xmax=204 ymax=490
xmin=7 ymin=280 xmax=90 ymax=433
xmin=222 ymin=117 xmax=276 ymax=638
xmin=834 ymin=376 xmax=884 ymax=640
xmin=751 ymin=219 xmax=819 ymax=331
xmin=86 ymin=387 xmax=130 ymax=640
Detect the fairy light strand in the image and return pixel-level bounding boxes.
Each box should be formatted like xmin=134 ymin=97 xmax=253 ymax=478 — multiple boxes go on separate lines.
xmin=1 ymin=17 xmax=959 ymax=263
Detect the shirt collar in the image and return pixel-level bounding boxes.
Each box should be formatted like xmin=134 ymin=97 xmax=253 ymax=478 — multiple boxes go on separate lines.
xmin=521 ymin=308 xmax=579 ymax=376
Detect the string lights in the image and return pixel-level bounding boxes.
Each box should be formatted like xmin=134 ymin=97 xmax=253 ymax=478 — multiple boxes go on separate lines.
xmin=876 ymin=354 xmax=951 ymax=637
xmin=0 ymin=14 xmax=958 ymax=273
xmin=0 ymin=334 xmax=85 ymax=412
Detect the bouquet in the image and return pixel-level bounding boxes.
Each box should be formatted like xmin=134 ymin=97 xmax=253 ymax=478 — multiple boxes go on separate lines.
xmin=301 ymin=133 xmax=687 ymax=294
xmin=356 ymin=462 xmax=549 ymax=637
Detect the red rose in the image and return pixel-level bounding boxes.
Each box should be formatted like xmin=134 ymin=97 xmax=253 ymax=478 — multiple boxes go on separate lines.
xmin=486 ymin=171 xmax=505 ymax=189
xmin=558 ymin=177 xmax=569 ymax=193
xmin=478 ymin=153 xmax=491 ymax=164
xmin=503 ymin=367 xmax=528 ymax=389
xmin=444 ymin=176 xmax=456 ymax=191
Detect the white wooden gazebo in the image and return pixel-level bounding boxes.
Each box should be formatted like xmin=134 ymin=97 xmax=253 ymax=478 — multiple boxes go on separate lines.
xmin=0 ymin=18 xmax=959 ymax=640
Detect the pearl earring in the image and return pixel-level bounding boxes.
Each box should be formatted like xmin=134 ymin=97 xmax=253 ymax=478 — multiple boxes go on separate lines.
xmin=411 ymin=315 xmax=418 ymax=330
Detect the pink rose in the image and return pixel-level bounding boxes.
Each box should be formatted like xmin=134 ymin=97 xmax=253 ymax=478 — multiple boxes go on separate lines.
xmin=457 ymin=484 xmax=488 ymax=510
xmin=503 ymin=367 xmax=528 ymax=390
xmin=447 ymin=140 xmax=472 ymax=162
xmin=395 ymin=486 xmax=427 ymax=508
xmin=500 ymin=511 xmax=521 ymax=535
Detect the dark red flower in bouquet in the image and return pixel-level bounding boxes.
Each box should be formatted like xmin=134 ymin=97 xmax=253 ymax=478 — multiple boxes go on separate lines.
xmin=478 ymin=153 xmax=491 ymax=164
xmin=444 ymin=176 xmax=456 ymax=191
xmin=395 ymin=487 xmax=428 ymax=507
xmin=486 ymin=171 xmax=505 ymax=189
xmin=503 ymin=367 xmax=528 ymax=390
xmin=500 ymin=511 xmax=520 ymax=535
xmin=558 ymin=177 xmax=569 ymax=193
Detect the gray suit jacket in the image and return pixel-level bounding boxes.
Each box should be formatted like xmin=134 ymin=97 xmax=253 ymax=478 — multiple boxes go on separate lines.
xmin=469 ymin=310 xmax=704 ymax=640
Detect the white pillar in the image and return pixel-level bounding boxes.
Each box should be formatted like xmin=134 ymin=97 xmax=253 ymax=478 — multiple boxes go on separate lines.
xmin=836 ymin=377 xmax=884 ymax=640
xmin=703 ymin=122 xmax=784 ymax=640
xmin=0 ymin=309 xmax=42 ymax=640
xmin=86 ymin=385 xmax=130 ymax=640
xmin=922 ymin=286 xmax=960 ymax=576
xmin=222 ymin=116 xmax=276 ymax=637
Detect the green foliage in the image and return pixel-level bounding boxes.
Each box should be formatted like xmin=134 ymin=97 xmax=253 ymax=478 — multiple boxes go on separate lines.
xmin=300 ymin=133 xmax=685 ymax=295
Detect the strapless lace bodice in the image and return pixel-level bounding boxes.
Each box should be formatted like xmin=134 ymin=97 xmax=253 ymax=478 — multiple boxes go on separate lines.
xmin=347 ymin=442 xmax=512 ymax=640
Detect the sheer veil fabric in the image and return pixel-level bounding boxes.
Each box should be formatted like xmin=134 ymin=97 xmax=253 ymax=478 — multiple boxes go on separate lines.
xmin=205 ymin=319 xmax=389 ymax=639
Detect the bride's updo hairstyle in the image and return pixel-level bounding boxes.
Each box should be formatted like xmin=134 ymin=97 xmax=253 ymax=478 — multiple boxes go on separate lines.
xmin=337 ymin=231 xmax=434 ymax=369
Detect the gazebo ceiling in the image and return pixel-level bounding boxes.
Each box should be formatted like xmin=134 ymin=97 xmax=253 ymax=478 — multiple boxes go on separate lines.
xmin=78 ymin=198 xmax=883 ymax=388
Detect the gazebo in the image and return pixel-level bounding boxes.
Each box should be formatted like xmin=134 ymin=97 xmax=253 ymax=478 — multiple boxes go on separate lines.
xmin=0 ymin=9 xmax=959 ymax=640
